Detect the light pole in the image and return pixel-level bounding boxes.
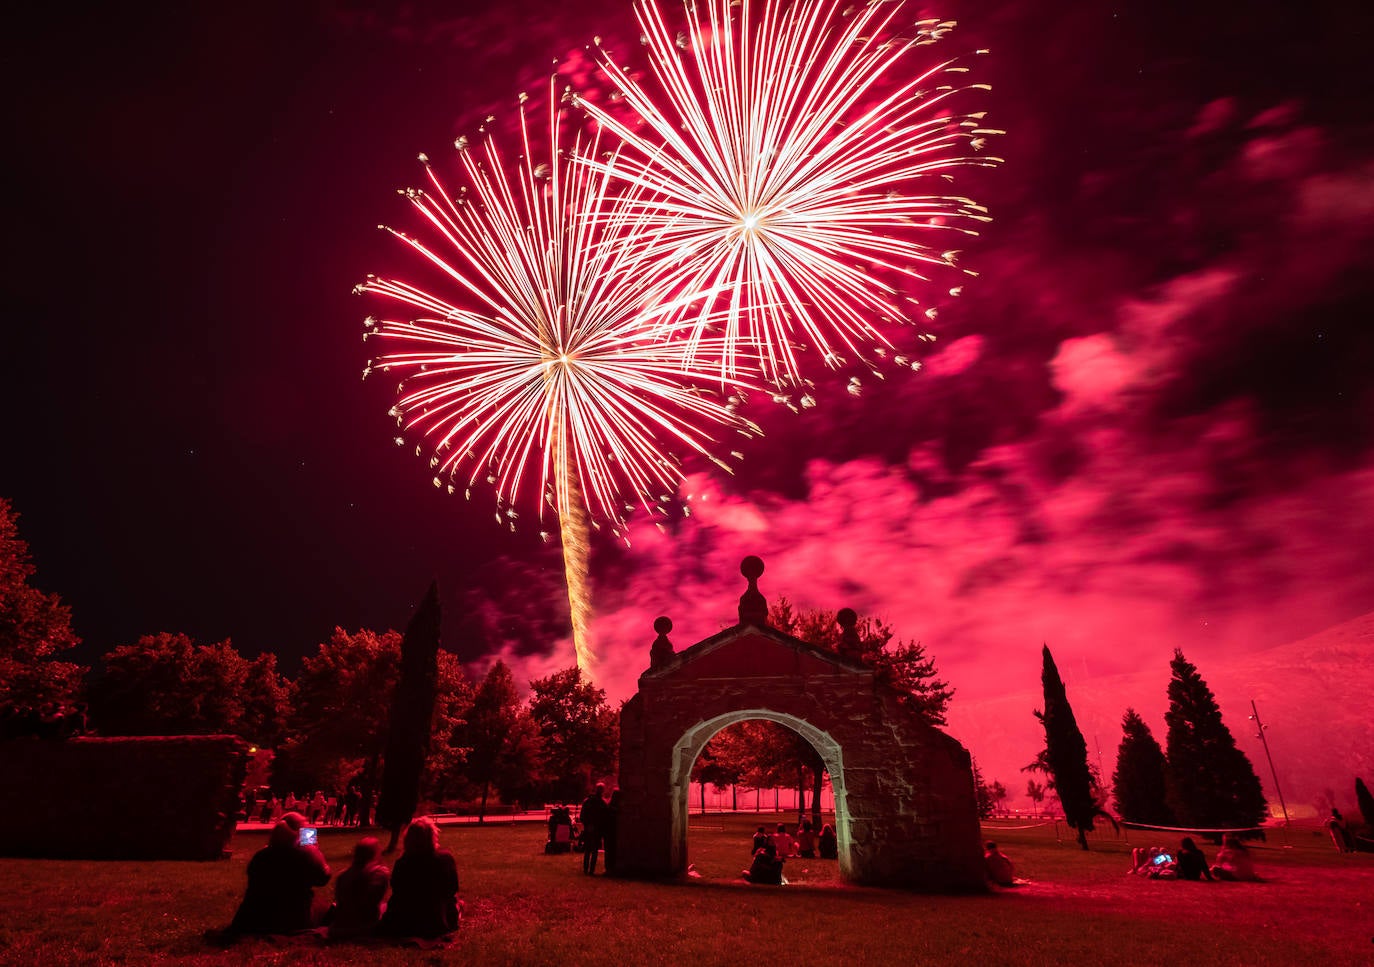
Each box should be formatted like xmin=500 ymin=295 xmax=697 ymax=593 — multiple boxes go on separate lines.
xmin=1249 ymin=699 xmax=1291 ymax=830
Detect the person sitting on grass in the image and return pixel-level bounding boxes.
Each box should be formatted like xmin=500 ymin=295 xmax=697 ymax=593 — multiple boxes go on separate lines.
xmin=378 ymin=817 xmax=462 ymax=940
xmin=795 ymin=820 xmax=817 ymax=859
xmin=741 ymin=840 xmax=785 ymax=885
xmin=771 ymin=823 xmax=798 ymax=858
xmin=1175 ymin=837 xmax=1214 ymax=882
xmin=818 ymin=823 xmax=838 ymax=860
xmin=226 ymin=819 xmax=332 ymax=936
xmin=327 ymin=836 xmax=391 ymax=941
xmin=1210 ymin=834 xmax=1258 ymax=882
xmin=983 ymin=840 xmax=1015 ymax=887
xmin=752 ymin=825 xmax=770 ymax=856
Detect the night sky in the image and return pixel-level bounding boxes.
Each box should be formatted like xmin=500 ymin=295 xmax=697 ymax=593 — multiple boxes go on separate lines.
xmin=4 ymin=0 xmax=1371 ymax=805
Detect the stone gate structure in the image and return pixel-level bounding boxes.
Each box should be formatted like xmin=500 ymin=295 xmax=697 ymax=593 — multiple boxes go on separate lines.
xmin=615 ymin=556 xmax=985 ymax=890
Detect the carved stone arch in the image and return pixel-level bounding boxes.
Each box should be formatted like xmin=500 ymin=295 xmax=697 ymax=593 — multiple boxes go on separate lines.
xmin=668 ymin=708 xmax=855 ymax=878
xmin=613 ymin=557 xmax=985 ymax=891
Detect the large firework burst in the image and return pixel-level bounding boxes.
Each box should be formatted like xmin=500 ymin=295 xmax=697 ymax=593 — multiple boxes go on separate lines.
xmin=358 ymin=86 xmax=756 ymax=667
xmin=578 ymin=0 xmax=1001 ymax=388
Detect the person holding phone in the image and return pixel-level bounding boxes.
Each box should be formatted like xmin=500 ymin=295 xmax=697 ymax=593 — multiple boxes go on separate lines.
xmin=225 ymin=819 xmax=332 ymax=936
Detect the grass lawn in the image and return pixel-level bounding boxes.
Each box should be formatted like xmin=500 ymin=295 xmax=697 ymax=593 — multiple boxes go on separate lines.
xmin=1 ymin=814 xmax=1370 ymax=965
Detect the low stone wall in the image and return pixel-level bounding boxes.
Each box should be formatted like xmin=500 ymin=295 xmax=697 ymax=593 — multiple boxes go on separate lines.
xmin=0 ymin=735 xmax=247 ymax=860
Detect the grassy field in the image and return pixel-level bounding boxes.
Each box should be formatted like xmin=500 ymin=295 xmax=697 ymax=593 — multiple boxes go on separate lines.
xmin=0 ymin=814 xmax=1370 ymax=965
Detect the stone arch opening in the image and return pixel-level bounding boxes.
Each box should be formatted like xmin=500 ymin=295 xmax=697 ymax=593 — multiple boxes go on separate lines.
xmin=670 ymin=709 xmax=854 ymax=879
xmin=614 ymin=556 xmax=985 ymax=890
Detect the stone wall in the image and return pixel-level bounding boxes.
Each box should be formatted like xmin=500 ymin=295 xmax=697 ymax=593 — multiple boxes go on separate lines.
xmin=616 ymin=626 xmax=985 ymax=891
xmin=0 ymin=735 xmax=247 ymax=860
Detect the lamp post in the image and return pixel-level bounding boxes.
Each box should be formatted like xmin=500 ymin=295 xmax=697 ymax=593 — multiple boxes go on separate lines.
xmin=1249 ymin=699 xmax=1291 ymax=831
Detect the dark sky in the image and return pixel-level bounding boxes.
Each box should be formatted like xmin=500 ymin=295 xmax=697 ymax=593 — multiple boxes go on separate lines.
xmin=4 ymin=1 xmax=1372 ymax=802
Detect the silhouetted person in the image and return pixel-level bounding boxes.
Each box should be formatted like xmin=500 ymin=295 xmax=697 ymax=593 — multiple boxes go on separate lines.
xmin=741 ymin=840 xmax=784 ymax=884
xmin=328 ymin=836 xmax=391 ymax=940
xmin=379 ymin=817 xmax=461 ymax=940
xmin=1176 ymin=837 xmax=1213 ymax=881
xmin=795 ymin=819 xmax=817 ymax=858
xmin=603 ymin=790 xmax=622 ymax=874
xmin=1211 ymin=834 xmax=1258 ymax=881
xmin=818 ymin=824 xmax=838 ymax=860
xmin=580 ymin=784 xmax=607 ymax=875
xmin=1328 ymin=809 xmax=1355 ymax=852
xmin=752 ymin=825 xmax=770 ymax=855
xmin=227 ymin=820 xmax=331 ymax=936
xmin=983 ymin=840 xmax=1014 ymax=887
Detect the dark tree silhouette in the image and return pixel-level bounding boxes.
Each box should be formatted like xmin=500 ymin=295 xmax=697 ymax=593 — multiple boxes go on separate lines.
xmin=1029 ymin=644 xmax=1111 ymax=849
xmin=458 ymin=660 xmax=543 ymax=822
xmin=527 ymin=666 xmax=618 ymax=802
xmin=1026 ymin=778 xmax=1046 ymax=818
xmin=1357 ymin=777 xmax=1374 ymax=832
xmin=377 ymin=582 xmax=443 ymax=850
xmin=1163 ymin=650 xmax=1266 ymax=829
xmin=0 ymin=497 xmax=85 ymax=709
xmin=1112 ymin=708 xmax=1174 ymax=826
xmin=88 ymin=632 xmax=290 ymax=743
xmin=971 ymin=757 xmax=993 ymax=820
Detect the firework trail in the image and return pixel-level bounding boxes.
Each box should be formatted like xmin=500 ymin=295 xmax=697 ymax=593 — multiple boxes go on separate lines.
xmin=578 ymin=0 xmax=1001 ymax=389
xmin=358 ymin=85 xmax=757 ymax=668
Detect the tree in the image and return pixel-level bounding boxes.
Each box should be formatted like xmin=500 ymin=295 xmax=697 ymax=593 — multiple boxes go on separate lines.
xmin=0 ymin=497 xmax=85 ymax=709
xmin=1163 ymin=650 xmax=1266 ymax=829
xmin=1356 ymin=778 xmax=1374 ymax=832
xmin=527 ymin=666 xmax=618 ymax=802
xmin=1028 ymin=645 xmax=1111 ymax=849
xmin=87 ymin=632 xmax=289 ymax=743
xmin=988 ymin=780 xmax=1008 ymax=818
xmin=769 ymin=598 xmax=954 ymax=724
xmin=276 ymin=628 xmax=400 ymax=796
xmin=972 ymin=757 xmax=994 ymax=820
xmin=1111 ymin=708 xmax=1173 ymax=826
xmin=766 ymin=598 xmax=955 ymax=825
xmin=457 ymin=660 xmax=543 ymax=821
xmin=1026 ymin=779 xmax=1046 ymax=818
xmin=377 ymin=582 xmax=443 ymax=848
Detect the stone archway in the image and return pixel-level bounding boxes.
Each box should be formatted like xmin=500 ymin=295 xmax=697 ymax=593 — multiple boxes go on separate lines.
xmin=614 ymin=557 xmax=985 ymax=891
xmin=669 ymin=708 xmax=854 ymax=878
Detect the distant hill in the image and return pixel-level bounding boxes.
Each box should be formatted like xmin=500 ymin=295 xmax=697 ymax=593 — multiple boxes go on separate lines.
xmin=947 ymin=610 xmax=1374 ymax=818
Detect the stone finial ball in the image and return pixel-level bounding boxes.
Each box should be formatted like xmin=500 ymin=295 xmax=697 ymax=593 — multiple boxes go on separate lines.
xmin=654 ymin=616 xmax=673 ymax=635
xmin=740 ymin=556 xmax=765 ymax=580
xmin=837 ymin=607 xmax=858 ymax=628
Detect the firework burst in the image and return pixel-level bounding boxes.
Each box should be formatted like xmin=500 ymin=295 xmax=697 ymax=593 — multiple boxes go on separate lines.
xmin=358 ymin=85 xmax=757 ymax=667
xmin=578 ymin=0 xmax=1002 ymax=388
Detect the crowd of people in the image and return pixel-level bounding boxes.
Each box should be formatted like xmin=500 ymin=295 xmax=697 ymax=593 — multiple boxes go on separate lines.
xmin=220 ymin=813 xmax=462 ymax=945
xmin=739 ymin=821 xmax=839 ymax=884
xmin=1128 ymin=835 xmax=1261 ymax=882
xmin=242 ymin=785 xmax=377 ymax=829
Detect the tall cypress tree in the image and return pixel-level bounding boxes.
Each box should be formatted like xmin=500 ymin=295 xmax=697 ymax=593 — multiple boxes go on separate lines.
xmin=1111 ymin=708 xmax=1173 ymax=826
xmin=1163 ymin=650 xmax=1266 ymax=828
xmin=377 ymin=581 xmax=442 ymax=850
xmin=1033 ymin=645 xmax=1106 ymax=849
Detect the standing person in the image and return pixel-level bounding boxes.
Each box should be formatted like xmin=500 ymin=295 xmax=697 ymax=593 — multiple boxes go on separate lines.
xmin=343 ymin=785 xmax=361 ymax=827
xmin=1328 ymin=809 xmax=1355 ymax=852
xmin=580 ymin=783 xmax=607 ymax=875
xmin=602 ymin=790 xmax=622 ymax=875
xmin=378 ymin=817 xmax=462 ymax=939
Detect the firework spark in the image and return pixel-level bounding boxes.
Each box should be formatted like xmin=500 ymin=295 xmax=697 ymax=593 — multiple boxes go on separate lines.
xmin=578 ymin=0 xmax=1002 ymax=388
xmin=358 ymin=85 xmax=757 ymax=667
